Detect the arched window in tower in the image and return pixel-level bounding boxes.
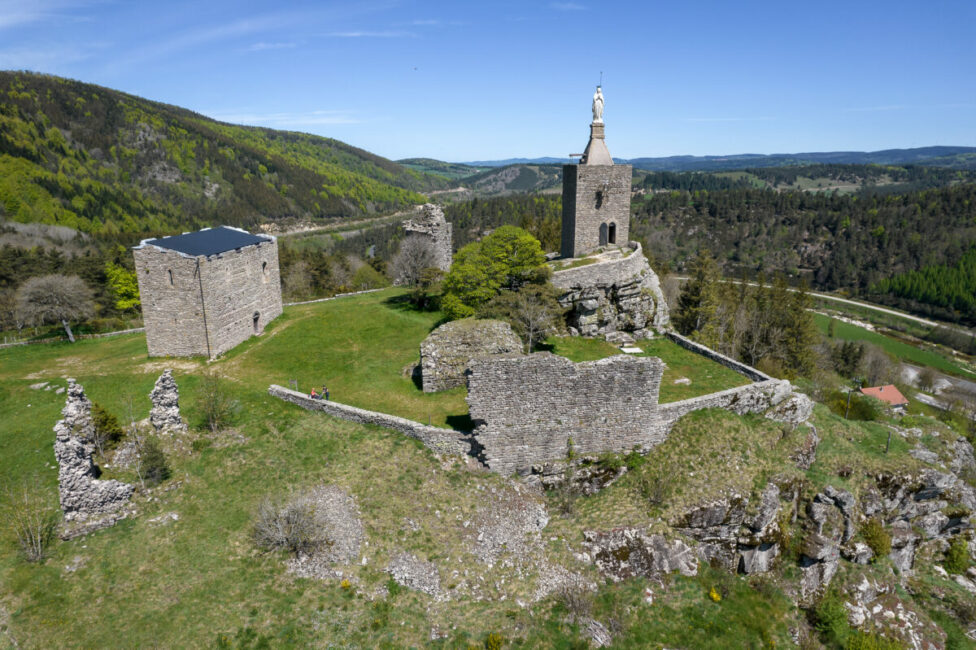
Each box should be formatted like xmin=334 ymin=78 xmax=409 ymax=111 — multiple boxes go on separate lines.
xmin=253 ymin=311 xmax=260 ymax=334
xmin=262 ymin=261 xmax=268 ymax=283
xmin=608 ymin=222 xmax=617 ymax=245
xmin=599 ymin=223 xmax=608 ymax=246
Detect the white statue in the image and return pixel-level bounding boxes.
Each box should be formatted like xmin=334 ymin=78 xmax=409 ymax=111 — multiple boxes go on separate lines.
xmin=592 ymin=86 xmax=604 ymax=124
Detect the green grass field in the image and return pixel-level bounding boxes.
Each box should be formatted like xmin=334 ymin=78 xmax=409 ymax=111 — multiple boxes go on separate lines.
xmin=813 ymin=313 xmax=976 ymax=380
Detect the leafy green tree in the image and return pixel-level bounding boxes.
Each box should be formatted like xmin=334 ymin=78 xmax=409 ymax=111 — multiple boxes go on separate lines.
xmin=442 ymin=226 xmax=547 ymax=320
xmin=105 ymin=262 xmax=140 ymax=312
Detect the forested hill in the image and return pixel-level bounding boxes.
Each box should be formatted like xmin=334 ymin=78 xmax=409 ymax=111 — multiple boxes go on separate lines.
xmin=0 ymin=71 xmax=446 ymax=237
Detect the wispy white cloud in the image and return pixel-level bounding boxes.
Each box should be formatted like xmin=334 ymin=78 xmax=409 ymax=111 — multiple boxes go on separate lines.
xmin=0 ymin=42 xmax=101 ymax=69
xmin=206 ymin=109 xmax=361 ymax=127
xmin=550 ymin=2 xmax=585 ymax=10
xmin=327 ymin=30 xmax=416 ymax=38
xmin=247 ymin=41 xmax=297 ymax=52
xmin=0 ymin=0 xmax=96 ymax=30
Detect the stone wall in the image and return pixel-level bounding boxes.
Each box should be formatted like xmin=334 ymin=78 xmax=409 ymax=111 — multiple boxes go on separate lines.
xmin=552 ymin=242 xmax=669 ymax=338
xmin=665 ymin=331 xmax=772 ymax=382
xmin=267 ymin=385 xmax=472 ymax=457
xmin=420 ymin=319 xmax=523 ymax=393
xmin=466 ymin=353 xmax=791 ymax=475
xmin=134 ymin=235 xmax=282 ymax=358
xmin=201 ymin=239 xmax=283 ymax=357
xmin=467 ymin=354 xmax=664 ymax=475
xmin=403 ymin=203 xmax=453 ymax=272
xmin=560 ymin=163 xmax=632 ymax=259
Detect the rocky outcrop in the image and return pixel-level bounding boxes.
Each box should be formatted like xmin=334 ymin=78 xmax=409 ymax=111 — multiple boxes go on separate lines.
xmin=581 ymin=528 xmax=698 ymax=582
xmin=420 ymin=319 xmax=523 ymax=393
xmin=287 ymin=486 xmax=365 ymax=580
xmin=149 ymin=369 xmax=186 ymax=434
xmin=799 ymin=486 xmax=855 ymax=599
xmin=737 ymin=483 xmax=783 ymax=574
xmin=553 ymin=242 xmax=668 ymax=339
xmin=675 ymin=496 xmax=748 ymax=568
xmin=791 ymin=426 xmax=820 ymax=470
xmin=54 ymin=379 xmax=133 ymax=523
xmin=765 ymin=392 xmax=814 ymax=427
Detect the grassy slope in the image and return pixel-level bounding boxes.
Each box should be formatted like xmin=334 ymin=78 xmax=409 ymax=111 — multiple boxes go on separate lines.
xmin=3 ymin=289 xmax=953 ymax=647
xmin=813 ymin=313 xmax=976 ymax=380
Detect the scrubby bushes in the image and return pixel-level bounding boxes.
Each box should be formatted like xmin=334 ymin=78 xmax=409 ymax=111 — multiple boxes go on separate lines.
xmin=2 ymin=477 xmax=60 ymax=562
xmin=860 ymin=518 xmax=891 ymax=560
xmin=138 ymin=436 xmax=171 ymax=487
xmin=944 ymin=535 xmax=972 ymax=574
xmin=91 ymin=402 xmax=125 ymax=453
xmin=252 ymin=492 xmax=330 ymax=556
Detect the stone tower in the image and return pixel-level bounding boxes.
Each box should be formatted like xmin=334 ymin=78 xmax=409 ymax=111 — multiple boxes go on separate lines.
xmin=403 ymin=203 xmax=453 ymax=272
xmin=133 ymin=226 xmax=283 ymax=358
xmin=560 ymin=87 xmax=632 ymax=259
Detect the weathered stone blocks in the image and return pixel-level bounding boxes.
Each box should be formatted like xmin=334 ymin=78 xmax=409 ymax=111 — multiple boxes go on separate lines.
xmin=420 ymin=319 xmax=523 ymax=393
xmin=149 ymin=369 xmax=187 ymax=434
xmin=54 ymin=379 xmax=133 ymax=522
xmin=403 ymin=203 xmax=453 ymax=272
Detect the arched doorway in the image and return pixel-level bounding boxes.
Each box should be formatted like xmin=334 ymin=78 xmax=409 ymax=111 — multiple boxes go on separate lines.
xmin=608 ymin=222 xmax=616 ymax=245
xmin=252 ymin=311 xmax=260 ymax=334
xmin=599 ymin=223 xmax=608 ymax=246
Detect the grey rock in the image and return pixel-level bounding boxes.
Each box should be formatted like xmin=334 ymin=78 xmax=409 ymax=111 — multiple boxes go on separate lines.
xmin=950 ymin=437 xmax=976 ymax=475
xmin=799 ymin=533 xmax=840 ymax=600
xmin=582 ymin=528 xmax=698 ymax=582
xmin=909 ymin=445 xmax=941 ymax=466
xmin=765 ymin=392 xmax=814 ymax=426
xmin=747 ymin=483 xmax=781 ymax=534
xmin=791 ymin=425 xmax=820 ymax=470
xmin=889 ymin=521 xmax=920 ymax=572
xmin=54 ymin=379 xmax=133 ymax=522
xmin=149 ymin=369 xmax=186 ymax=434
xmin=917 ymin=512 xmax=950 ymax=538
xmin=738 ymin=542 xmax=779 ymax=574
xmin=842 ymin=542 xmax=874 ymax=565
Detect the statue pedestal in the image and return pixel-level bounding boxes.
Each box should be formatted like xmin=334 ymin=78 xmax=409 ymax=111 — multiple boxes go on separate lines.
xmin=590 ymin=122 xmax=605 ymax=139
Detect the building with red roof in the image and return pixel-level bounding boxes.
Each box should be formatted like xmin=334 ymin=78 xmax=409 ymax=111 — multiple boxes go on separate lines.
xmin=860 ymin=385 xmax=909 ymax=411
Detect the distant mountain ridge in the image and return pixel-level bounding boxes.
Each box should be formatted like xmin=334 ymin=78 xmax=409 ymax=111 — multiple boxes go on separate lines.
xmin=457 ymin=146 xmax=976 ymax=171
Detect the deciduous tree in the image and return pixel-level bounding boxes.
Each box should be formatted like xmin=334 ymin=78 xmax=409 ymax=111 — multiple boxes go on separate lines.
xmin=15 ymin=274 xmax=94 ymax=342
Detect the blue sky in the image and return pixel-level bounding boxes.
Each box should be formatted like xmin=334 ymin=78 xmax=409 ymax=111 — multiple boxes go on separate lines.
xmin=1 ymin=0 xmax=974 ymax=161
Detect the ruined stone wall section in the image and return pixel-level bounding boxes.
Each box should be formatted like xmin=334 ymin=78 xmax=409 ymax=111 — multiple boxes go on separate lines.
xmin=467 ymin=354 xmax=664 ymax=475
xmin=201 ymin=240 xmax=283 ymax=357
xmin=267 ymin=385 xmax=472 ymax=457
xmin=134 ymin=246 xmax=210 ymax=357
xmin=420 ymin=319 xmax=523 ymax=393
xmin=560 ymin=164 xmax=632 ymax=259
xmin=665 ymin=331 xmax=772 ymax=382
xmin=403 ymin=203 xmax=453 ymax=272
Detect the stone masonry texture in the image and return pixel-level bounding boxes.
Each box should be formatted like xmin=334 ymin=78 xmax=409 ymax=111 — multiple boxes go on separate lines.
xmin=54 ymin=379 xmax=133 ymax=521
xmin=420 ymin=319 xmax=523 ymax=393
xmin=149 ymin=369 xmax=186 ymax=433
xmin=134 ymin=232 xmax=282 ymax=358
xmin=552 ymin=242 xmax=670 ymax=337
xmin=561 ymin=163 xmax=632 ymax=259
xmin=403 ymin=203 xmax=453 ymax=272
xmin=466 ymin=353 xmax=664 ymax=475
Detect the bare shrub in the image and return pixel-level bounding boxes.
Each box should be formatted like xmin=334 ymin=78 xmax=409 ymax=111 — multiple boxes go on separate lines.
xmin=2 ymin=477 xmax=60 ymax=562
xmin=556 ymin=577 xmax=594 ymax=622
xmin=197 ymin=371 xmax=239 ymax=433
xmin=15 ymin=274 xmax=95 ymax=342
xmin=252 ymin=492 xmax=331 ymax=556
xmin=391 ymin=236 xmax=438 ymax=287
xmin=635 ymin=472 xmax=669 ymax=507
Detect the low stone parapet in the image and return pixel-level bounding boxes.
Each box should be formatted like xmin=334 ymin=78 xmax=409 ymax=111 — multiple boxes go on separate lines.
xmin=267 ymin=385 xmax=472 ymax=457
xmin=665 ymin=331 xmax=772 ymax=382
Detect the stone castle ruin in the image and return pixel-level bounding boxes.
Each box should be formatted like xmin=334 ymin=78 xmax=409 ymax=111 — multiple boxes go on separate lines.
xmin=149 ymin=369 xmax=187 ymax=434
xmin=551 ymin=88 xmax=669 ymax=340
xmin=133 ymin=226 xmax=283 ymax=358
xmin=54 ymin=379 xmax=134 ymax=524
xmin=269 ymin=87 xmax=804 ymax=476
xmin=403 ymin=203 xmax=453 ymax=273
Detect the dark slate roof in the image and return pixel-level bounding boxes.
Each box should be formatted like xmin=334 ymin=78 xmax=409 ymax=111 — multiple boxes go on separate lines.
xmin=145 ymin=227 xmax=269 ymax=257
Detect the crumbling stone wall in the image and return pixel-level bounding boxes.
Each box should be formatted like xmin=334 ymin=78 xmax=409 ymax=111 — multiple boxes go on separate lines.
xmin=134 ymin=234 xmax=282 ymax=358
xmin=403 ymin=203 xmax=453 ymax=272
xmin=665 ymin=331 xmax=771 ymax=382
xmin=149 ymin=369 xmax=186 ymax=433
xmin=54 ymin=379 xmax=133 ymax=522
xmin=467 ymin=354 xmax=664 ymax=475
xmin=420 ymin=319 xmax=523 ymax=392
xmin=267 ymin=385 xmax=472 ymax=457
xmin=467 ymin=354 xmax=791 ymax=475
xmin=552 ymin=242 xmax=669 ymax=339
